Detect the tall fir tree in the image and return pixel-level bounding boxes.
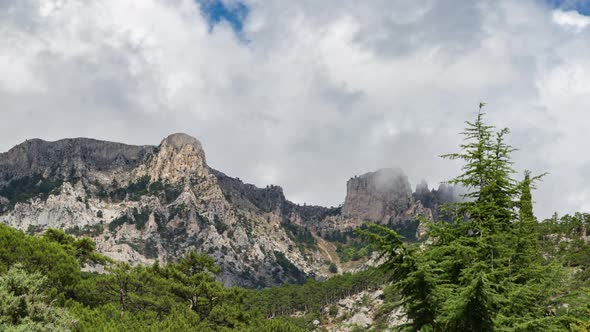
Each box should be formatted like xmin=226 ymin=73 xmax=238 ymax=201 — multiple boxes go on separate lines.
xmin=514 ymin=171 xmax=542 ymax=268
xmin=363 ymin=104 xmax=563 ymax=331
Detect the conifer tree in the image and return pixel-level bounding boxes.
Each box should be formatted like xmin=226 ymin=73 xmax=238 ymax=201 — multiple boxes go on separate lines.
xmin=514 ymin=171 xmax=542 ymax=266
xmin=363 ymin=104 xmax=562 ymax=331
xmin=441 ymin=103 xmax=517 ymax=236
xmin=0 ymin=264 xmax=75 ymax=331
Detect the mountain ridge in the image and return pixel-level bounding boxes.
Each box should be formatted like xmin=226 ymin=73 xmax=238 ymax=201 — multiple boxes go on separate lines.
xmin=0 ymin=133 xmax=456 ymax=287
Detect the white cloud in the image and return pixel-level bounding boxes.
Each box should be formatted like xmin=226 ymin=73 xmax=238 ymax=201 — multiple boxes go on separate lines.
xmin=553 ymin=9 xmax=590 ymax=32
xmin=0 ymin=0 xmax=589 ymax=218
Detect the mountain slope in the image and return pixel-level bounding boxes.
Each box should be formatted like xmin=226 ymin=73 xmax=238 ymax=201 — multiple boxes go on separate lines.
xmin=0 ymin=133 xmax=455 ymax=287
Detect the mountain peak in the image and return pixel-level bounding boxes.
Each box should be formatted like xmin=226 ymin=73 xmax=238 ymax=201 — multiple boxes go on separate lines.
xmin=342 ymin=168 xmax=413 ymax=223
xmin=0 ymin=137 xmax=154 ymax=183
xmin=145 ymin=133 xmax=209 ymax=182
xmin=160 ymin=133 xmax=203 ymax=151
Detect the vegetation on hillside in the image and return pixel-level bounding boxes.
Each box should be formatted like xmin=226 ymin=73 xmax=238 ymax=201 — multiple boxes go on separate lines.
xmin=98 ymin=175 xmax=181 ymax=204
xmin=0 ymin=174 xmax=63 ymax=208
xmin=0 ymin=224 xmax=312 ymax=331
xmin=360 ymin=105 xmax=590 ymax=331
xmin=1 ymin=106 xmax=590 ymax=331
xmin=0 ymin=222 xmax=393 ymax=331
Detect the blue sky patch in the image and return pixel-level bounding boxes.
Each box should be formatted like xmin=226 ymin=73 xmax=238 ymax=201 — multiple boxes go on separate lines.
xmin=546 ymin=0 xmax=590 ymax=15
xmin=197 ymin=0 xmax=249 ymax=36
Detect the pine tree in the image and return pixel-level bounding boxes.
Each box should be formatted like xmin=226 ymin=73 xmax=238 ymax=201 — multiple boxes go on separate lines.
xmin=363 ymin=104 xmax=562 ymax=331
xmin=514 ymin=171 xmax=542 ymax=266
xmin=443 ymin=273 xmax=495 ymax=332
xmin=440 ymin=103 xmax=517 ymax=237
xmin=0 ymin=264 xmax=75 ymax=331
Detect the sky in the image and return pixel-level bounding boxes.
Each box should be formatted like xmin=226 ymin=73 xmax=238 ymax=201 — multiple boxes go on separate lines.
xmin=0 ymin=0 xmax=589 ymax=218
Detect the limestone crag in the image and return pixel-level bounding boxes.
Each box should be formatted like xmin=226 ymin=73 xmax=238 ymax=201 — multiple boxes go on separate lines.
xmin=318 ymin=289 xmax=410 ymax=331
xmin=342 ymin=168 xmax=413 ymax=224
xmin=0 ymin=137 xmax=153 ymax=186
xmin=3 ymin=182 xmax=111 ymax=230
xmin=0 ymin=134 xmax=325 ymax=287
xmin=0 ymin=134 xmax=456 ymax=287
xmin=304 ymin=169 xmax=449 ymax=241
xmin=139 ymin=133 xmax=209 ymax=183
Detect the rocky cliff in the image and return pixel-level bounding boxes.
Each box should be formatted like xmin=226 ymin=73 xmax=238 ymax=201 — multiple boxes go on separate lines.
xmin=342 ymin=168 xmax=413 ymax=224
xmin=0 ymin=134 xmax=455 ymax=287
xmin=0 ymin=137 xmax=154 ymax=185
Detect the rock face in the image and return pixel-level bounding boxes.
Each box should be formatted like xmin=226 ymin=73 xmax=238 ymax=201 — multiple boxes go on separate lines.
xmin=0 ymin=134 xmax=329 ymax=287
xmin=0 ymin=134 xmax=456 ymax=287
xmin=0 ymin=138 xmax=154 ymax=185
xmin=311 ymin=169 xmax=454 ymax=241
xmin=413 ymin=181 xmax=459 ymax=222
xmin=342 ymin=168 xmax=413 ymax=224
xmin=141 ymin=133 xmax=209 ymax=182
xmin=319 ymin=289 xmax=410 ymax=331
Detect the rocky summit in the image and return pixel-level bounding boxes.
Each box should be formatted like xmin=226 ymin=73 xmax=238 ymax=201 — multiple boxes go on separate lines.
xmin=0 ymin=134 xmax=456 ymax=287
xmin=342 ymin=168 xmax=414 ymax=223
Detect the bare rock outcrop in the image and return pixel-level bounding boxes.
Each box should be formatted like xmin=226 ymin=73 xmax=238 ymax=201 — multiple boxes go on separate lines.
xmin=140 ymin=133 xmax=209 ymax=183
xmin=342 ymin=168 xmax=413 ymax=224
xmin=0 ymin=134 xmax=323 ymax=287
xmin=0 ymin=134 xmax=456 ymax=287
xmin=320 ymin=289 xmax=410 ymax=331
xmin=0 ymin=137 xmax=154 ymax=185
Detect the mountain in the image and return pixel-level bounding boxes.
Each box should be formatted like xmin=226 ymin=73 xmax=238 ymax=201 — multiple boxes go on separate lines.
xmin=0 ymin=133 xmax=456 ymax=287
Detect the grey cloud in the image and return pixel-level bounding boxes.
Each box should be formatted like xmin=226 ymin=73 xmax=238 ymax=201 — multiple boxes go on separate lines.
xmin=0 ymin=0 xmax=589 ymax=219
xmin=352 ymin=0 xmax=486 ymax=57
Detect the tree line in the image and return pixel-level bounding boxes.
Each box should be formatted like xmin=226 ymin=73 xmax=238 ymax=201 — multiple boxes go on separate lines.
xmin=2 ymin=105 xmax=590 ymax=331
xmin=360 ymin=105 xmax=590 ymax=331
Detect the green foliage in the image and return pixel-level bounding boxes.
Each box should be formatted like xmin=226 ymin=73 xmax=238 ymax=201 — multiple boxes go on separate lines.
xmin=283 ymin=223 xmax=317 ymax=250
xmin=0 ymin=264 xmax=75 ymax=331
xmin=537 ymin=212 xmax=590 ymax=323
xmin=5 ymin=104 xmax=590 ymax=331
xmin=323 ymin=229 xmax=348 ymax=243
xmin=109 ymin=207 xmax=150 ymax=233
xmin=43 ymin=228 xmax=108 ymax=266
xmin=107 ymin=176 xmax=181 ymax=203
xmin=66 ymin=223 xmax=104 ymax=238
xmin=328 ymin=304 xmax=339 ymax=316
xmin=323 ymin=226 xmax=374 ymax=263
xmin=335 ymin=238 xmax=373 ymax=263
xmin=442 ymin=272 xmax=495 ymax=332
xmin=539 ymin=213 xmax=590 ymax=273
xmin=362 ymin=105 xmax=565 ymax=331
xmin=0 ymin=219 xmax=391 ymax=331
xmin=108 ymin=214 xmax=130 ymax=232
xmin=245 ymin=318 xmax=307 ymax=332
xmin=329 ymin=224 xmax=412 ymax=264
xmin=66 ymin=251 xmax=272 ymax=330
xmin=214 ymin=215 xmax=228 ymax=235
xmin=133 ymin=208 xmax=150 ymax=230
xmin=0 ymin=174 xmax=62 ymax=207
xmin=273 ymin=251 xmax=307 ymax=284
xmin=0 ymin=224 xmax=80 ymax=291
xmin=143 ymin=238 xmax=159 ymax=259
xmin=109 ymin=175 xmax=150 ymax=202
xmin=328 ymin=262 xmax=338 ymax=274
xmin=245 ymin=268 xmax=386 ymax=318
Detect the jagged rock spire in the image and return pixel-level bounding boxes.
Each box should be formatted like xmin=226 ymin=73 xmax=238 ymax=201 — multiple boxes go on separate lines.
xmin=341 ymin=168 xmax=413 ymax=223
xmin=144 ymin=133 xmax=209 ymax=182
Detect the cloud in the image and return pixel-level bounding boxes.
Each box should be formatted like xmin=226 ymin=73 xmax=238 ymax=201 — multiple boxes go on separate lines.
xmin=546 ymin=0 xmax=590 ymax=15
xmin=553 ymin=9 xmax=590 ymax=32
xmin=0 ymin=0 xmax=589 ymax=218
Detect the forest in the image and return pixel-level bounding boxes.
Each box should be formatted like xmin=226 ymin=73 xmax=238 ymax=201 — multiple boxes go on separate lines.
xmin=1 ymin=107 xmax=590 ymax=331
